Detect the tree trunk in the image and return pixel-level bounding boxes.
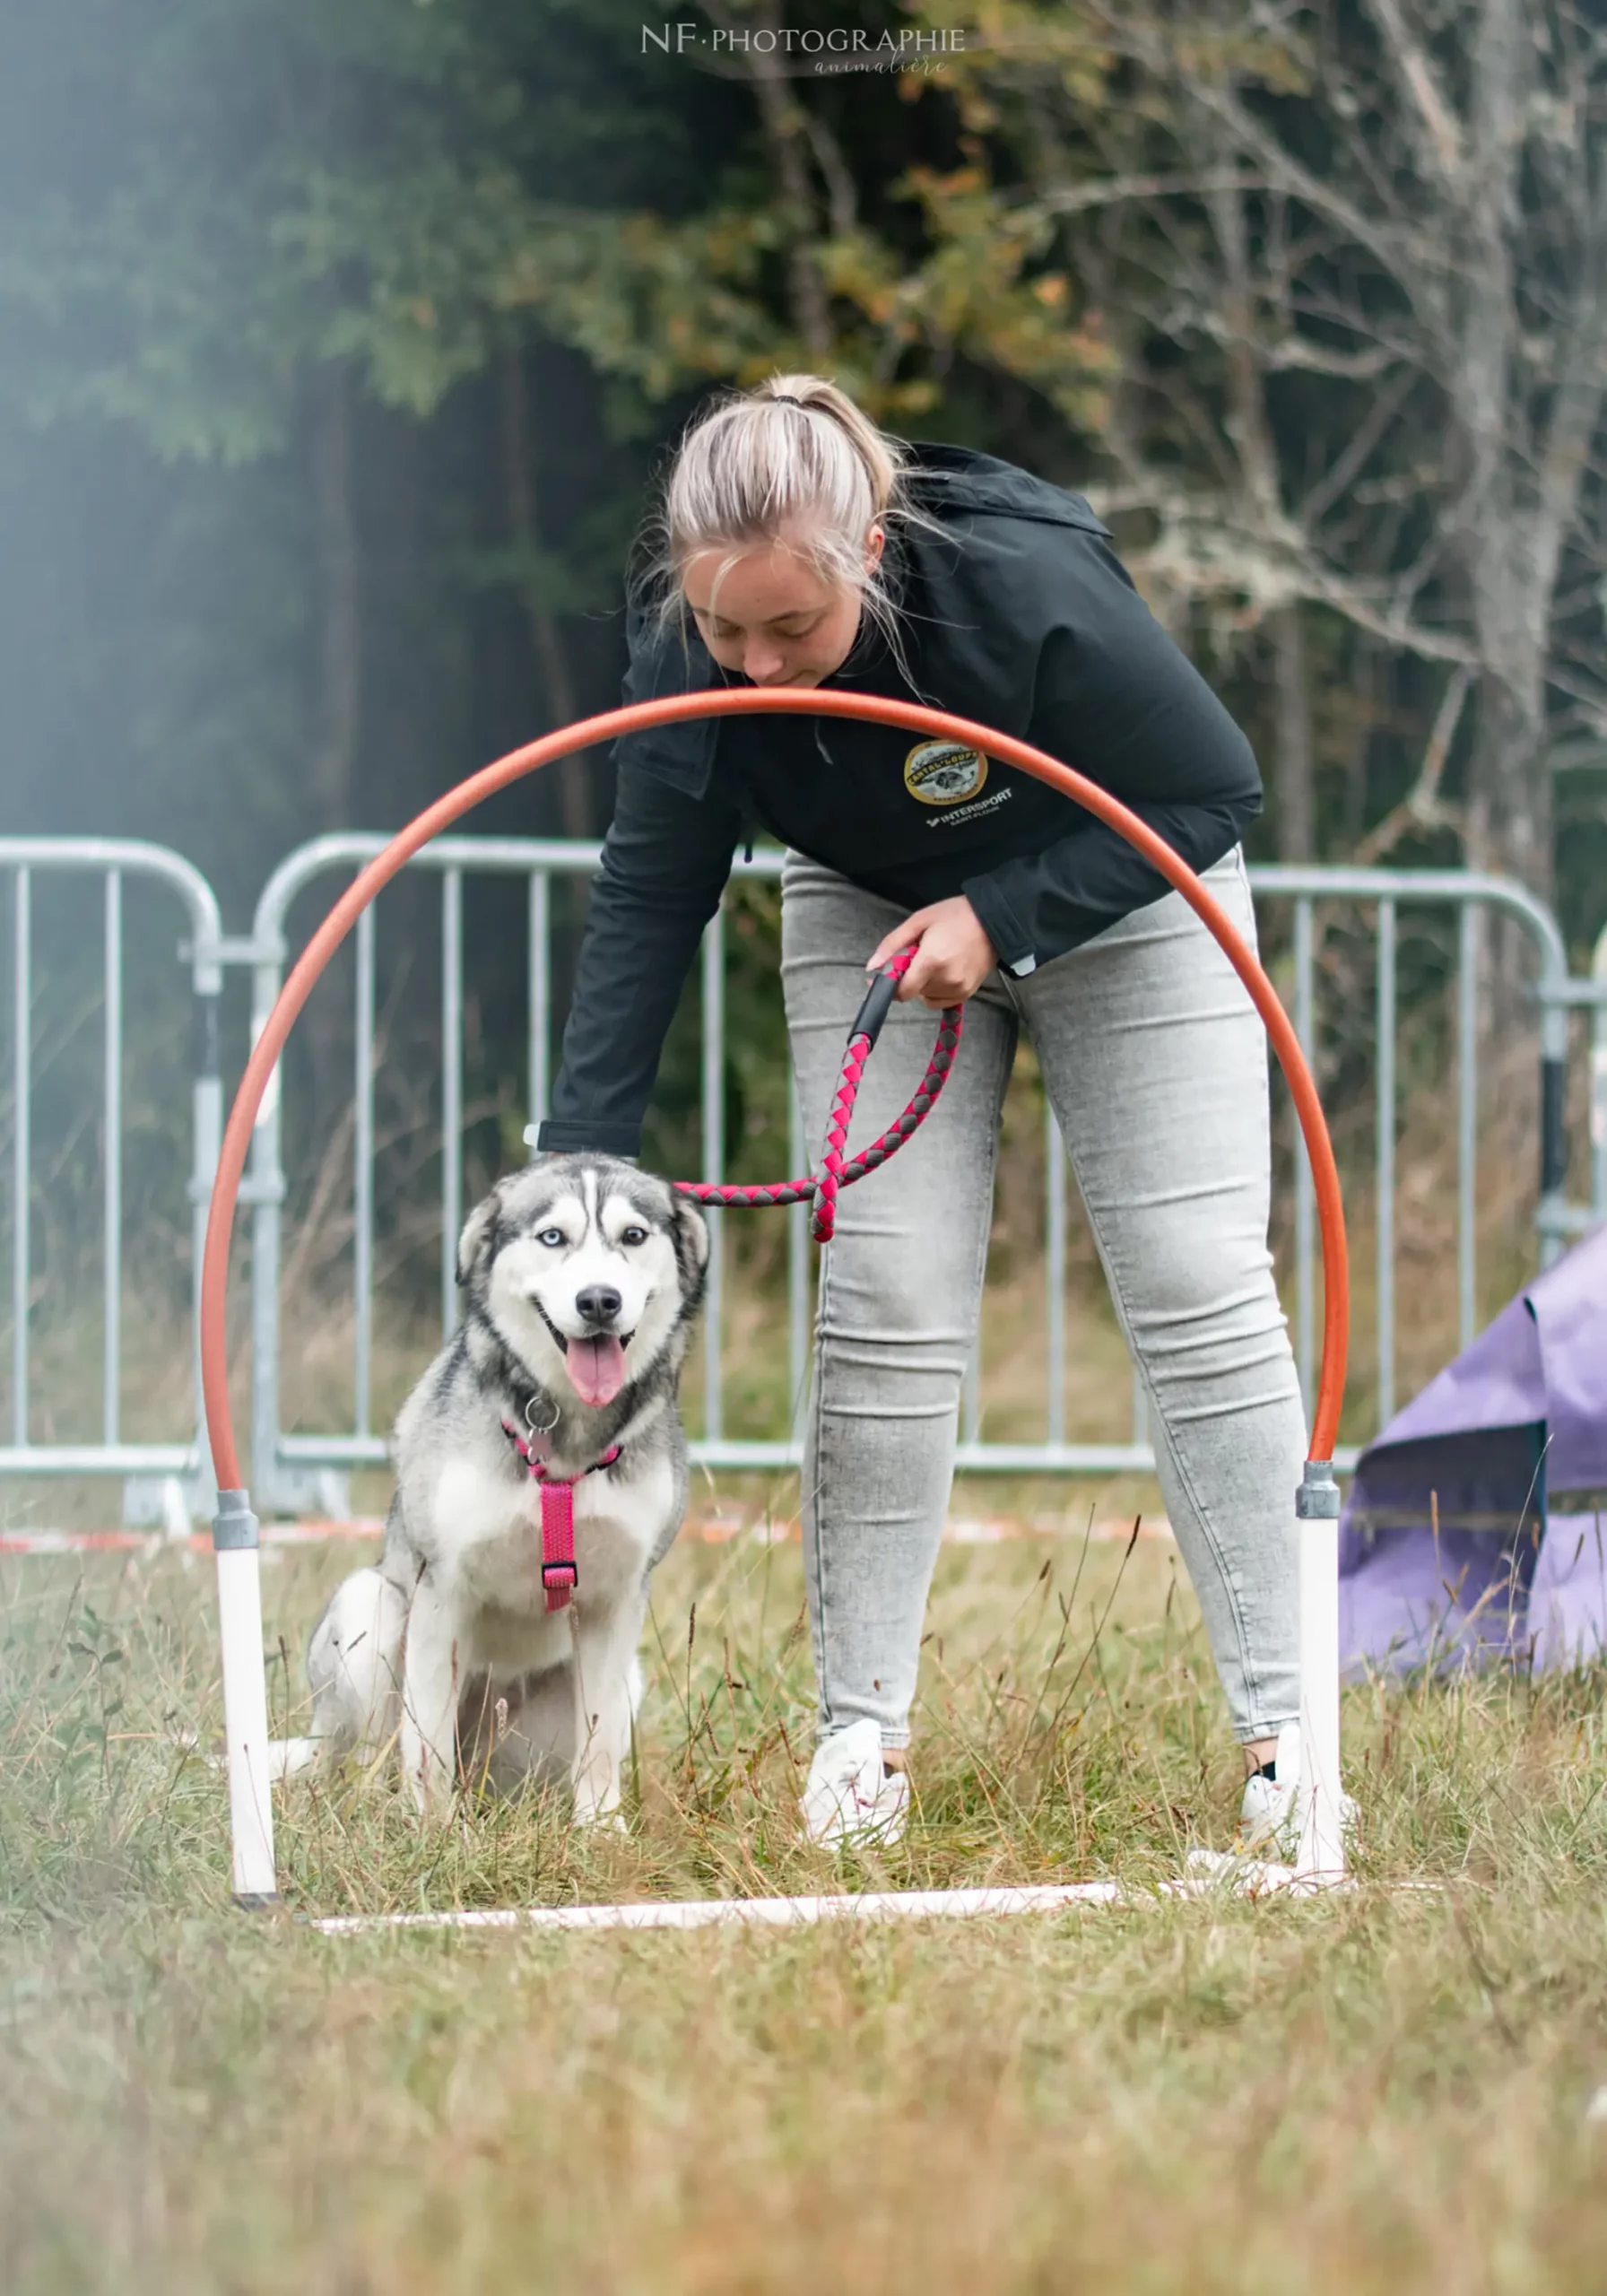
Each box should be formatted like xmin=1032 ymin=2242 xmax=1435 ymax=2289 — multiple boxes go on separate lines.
xmin=499 ymin=347 xmax=594 ymax=839
xmin=1462 ymin=652 xmax=1554 ymax=1190
xmin=1463 ymin=669 xmax=1552 ymax=900
xmin=308 ymin=360 xmax=360 ymax=832
xmin=1270 ymin=604 xmax=1316 ymax=861
xmin=304 ymin=359 xmax=362 ymax=1154
xmin=1462 ymin=517 xmax=1555 ymax=926
xmin=725 ymin=0 xmax=832 ymax=358
xmin=1343 ymin=642 xmax=1377 ymax=847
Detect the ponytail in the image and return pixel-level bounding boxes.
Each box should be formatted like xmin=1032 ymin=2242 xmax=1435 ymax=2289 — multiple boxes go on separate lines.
xmin=633 ymin=373 xmax=939 ymax=683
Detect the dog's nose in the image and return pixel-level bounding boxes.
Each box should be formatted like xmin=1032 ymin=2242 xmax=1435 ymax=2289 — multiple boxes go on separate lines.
xmin=575 ymin=1284 xmax=623 ymax=1327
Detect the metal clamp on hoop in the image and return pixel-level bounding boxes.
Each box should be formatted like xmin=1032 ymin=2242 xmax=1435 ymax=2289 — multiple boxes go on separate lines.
xmin=1295 ymin=1460 xmax=1342 ymax=1518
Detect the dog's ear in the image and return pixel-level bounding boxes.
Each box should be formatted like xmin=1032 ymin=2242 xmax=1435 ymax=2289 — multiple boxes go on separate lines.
xmin=671 ymin=1192 xmax=710 ymax=1282
xmin=456 ymin=1186 xmax=502 ymax=1290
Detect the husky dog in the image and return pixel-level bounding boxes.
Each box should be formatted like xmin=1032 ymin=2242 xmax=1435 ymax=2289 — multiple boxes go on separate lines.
xmin=270 ymin=1155 xmax=708 ymax=1824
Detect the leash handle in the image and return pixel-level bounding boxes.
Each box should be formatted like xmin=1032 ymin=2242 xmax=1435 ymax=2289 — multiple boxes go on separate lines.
xmin=674 ymin=944 xmax=961 ymax=1244
xmin=846 ymin=944 xmax=917 ymax=1051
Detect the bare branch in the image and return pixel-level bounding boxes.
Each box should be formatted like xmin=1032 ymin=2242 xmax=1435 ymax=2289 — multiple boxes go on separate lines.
xmin=1385 ymin=512 xmax=1455 ymax=627
xmin=1549 ymin=735 xmax=1607 ymax=770
xmin=1361 ymin=0 xmax=1466 ymax=185
xmin=1297 ymin=576 xmax=1476 ymax=665
xmin=1260 ymin=336 xmax=1403 ymax=378
xmin=799 ymin=109 xmax=857 ymax=239
xmin=1165 ymin=300 xmax=1412 ymax=378
xmin=1299 ymin=365 xmax=1417 ymax=525
xmin=1353 ymin=662 xmax=1473 ymax=860
xmin=1134 ymin=369 xmax=1247 ymax=498
xmin=1037 ymin=169 xmax=1272 ymax=215
xmin=1083 ymin=473 xmax=1480 ymax=662
xmin=1542 ymin=657 xmax=1607 ymax=718
xmin=1181 ymin=75 xmax=1448 ymax=344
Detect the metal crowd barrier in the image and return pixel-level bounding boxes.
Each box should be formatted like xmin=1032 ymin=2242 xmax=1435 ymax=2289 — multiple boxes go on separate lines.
xmin=1256 ymin=867 xmax=1573 ymax=1421
xmin=1 ymin=839 xmax=226 ymax=1529
xmin=3 ymin=833 xmax=1601 ymax=1518
xmin=239 ymin=839 xmax=1596 ymax=1510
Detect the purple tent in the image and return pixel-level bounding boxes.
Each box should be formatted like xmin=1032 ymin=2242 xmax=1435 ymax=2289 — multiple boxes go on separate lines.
xmin=1340 ymin=1226 xmax=1607 ymax=1675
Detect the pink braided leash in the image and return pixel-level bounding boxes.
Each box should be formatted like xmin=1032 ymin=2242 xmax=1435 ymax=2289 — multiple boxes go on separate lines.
xmin=675 ymin=946 xmax=964 ymax=1243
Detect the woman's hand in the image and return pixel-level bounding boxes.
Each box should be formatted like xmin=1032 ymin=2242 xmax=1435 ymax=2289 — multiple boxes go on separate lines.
xmin=865 ymin=896 xmax=999 ymax=1006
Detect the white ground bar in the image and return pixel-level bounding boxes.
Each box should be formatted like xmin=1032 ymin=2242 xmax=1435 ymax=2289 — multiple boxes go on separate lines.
xmin=307 ymin=1865 xmax=1336 ymax=1937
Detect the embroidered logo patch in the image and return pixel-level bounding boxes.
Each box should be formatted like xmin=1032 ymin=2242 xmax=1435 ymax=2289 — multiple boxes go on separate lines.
xmin=903 ymin=739 xmax=989 ymax=806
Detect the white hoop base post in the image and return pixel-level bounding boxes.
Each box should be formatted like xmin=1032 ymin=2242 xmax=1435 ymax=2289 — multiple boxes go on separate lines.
xmin=1295 ymin=1463 xmax=1347 ymax=1883
xmin=213 ymin=1491 xmax=279 ymax=1905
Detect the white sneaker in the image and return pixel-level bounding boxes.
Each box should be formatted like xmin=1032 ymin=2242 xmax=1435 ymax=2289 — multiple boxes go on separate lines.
xmin=1238 ymin=1724 xmax=1358 ymax=1858
xmin=800 ymin=1718 xmax=910 ymax=1848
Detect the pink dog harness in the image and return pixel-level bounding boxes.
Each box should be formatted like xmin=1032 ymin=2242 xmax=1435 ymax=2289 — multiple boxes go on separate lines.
xmin=502 ymin=1420 xmax=621 ymax=1612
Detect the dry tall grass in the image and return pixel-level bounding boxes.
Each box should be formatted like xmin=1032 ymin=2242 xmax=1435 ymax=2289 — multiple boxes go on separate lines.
xmin=3 ymin=1529 xmax=1607 ymax=2294
xmin=4 ymin=906 xmax=1601 ymax=2288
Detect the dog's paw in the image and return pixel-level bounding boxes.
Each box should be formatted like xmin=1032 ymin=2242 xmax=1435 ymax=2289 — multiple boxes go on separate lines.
xmin=571 ymin=1800 xmax=630 ymax=1836
xmin=265 ymin=1736 xmax=326 ymax=1784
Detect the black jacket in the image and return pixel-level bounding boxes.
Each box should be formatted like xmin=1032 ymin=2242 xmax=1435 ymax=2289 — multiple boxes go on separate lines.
xmin=537 ymin=443 xmax=1262 ymax=1157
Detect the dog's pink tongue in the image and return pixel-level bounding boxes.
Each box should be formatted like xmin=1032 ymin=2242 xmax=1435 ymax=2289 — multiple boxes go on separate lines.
xmin=567 ymin=1334 xmax=627 ymax=1408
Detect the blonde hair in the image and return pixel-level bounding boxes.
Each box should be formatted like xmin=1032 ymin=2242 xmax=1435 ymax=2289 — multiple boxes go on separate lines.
xmin=634 ymin=373 xmax=937 ymax=680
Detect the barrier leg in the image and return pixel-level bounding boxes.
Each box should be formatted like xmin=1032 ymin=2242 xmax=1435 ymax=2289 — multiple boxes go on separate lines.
xmin=1296 ymin=1462 xmax=1345 ymax=1880
xmin=213 ymin=1491 xmax=278 ymax=1905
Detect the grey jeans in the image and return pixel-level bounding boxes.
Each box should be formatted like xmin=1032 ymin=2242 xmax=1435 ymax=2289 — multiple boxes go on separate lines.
xmin=781 ymin=846 xmax=1306 ymax=1750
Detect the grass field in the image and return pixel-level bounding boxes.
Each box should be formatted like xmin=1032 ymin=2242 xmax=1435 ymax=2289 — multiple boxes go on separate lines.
xmin=4 ymin=1514 xmax=1607 ymax=2294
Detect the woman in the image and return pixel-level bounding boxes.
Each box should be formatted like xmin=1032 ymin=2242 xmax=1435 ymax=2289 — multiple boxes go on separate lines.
xmin=534 ymin=374 xmax=1309 ymax=1850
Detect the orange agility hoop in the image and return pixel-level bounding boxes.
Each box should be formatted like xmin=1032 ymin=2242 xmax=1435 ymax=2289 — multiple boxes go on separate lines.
xmin=200 ymin=688 xmax=1351 ymax=1908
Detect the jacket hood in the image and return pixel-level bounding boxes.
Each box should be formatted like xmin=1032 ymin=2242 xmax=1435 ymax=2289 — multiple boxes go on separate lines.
xmin=609 ymin=443 xmax=1113 ymax=797
xmin=898 ymin=440 xmax=1111 ymax=535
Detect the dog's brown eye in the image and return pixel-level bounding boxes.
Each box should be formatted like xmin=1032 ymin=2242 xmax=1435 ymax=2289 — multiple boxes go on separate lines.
xmin=536 ymin=1226 xmax=566 ymax=1248
xmin=621 ymin=1225 xmax=647 ymax=1247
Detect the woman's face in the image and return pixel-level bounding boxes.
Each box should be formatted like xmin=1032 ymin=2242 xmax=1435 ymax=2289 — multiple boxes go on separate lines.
xmin=681 ymin=526 xmax=883 ymax=688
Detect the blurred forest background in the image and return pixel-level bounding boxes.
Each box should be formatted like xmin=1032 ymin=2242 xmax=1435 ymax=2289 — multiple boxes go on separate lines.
xmin=4 ymin=0 xmax=1607 ymax=1453
xmin=7 ymin=0 xmax=1607 ymax=909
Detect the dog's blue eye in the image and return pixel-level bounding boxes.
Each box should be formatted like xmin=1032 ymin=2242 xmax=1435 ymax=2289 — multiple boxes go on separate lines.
xmin=536 ymin=1227 xmax=566 ymax=1248
xmin=621 ymin=1226 xmax=647 ymax=1247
